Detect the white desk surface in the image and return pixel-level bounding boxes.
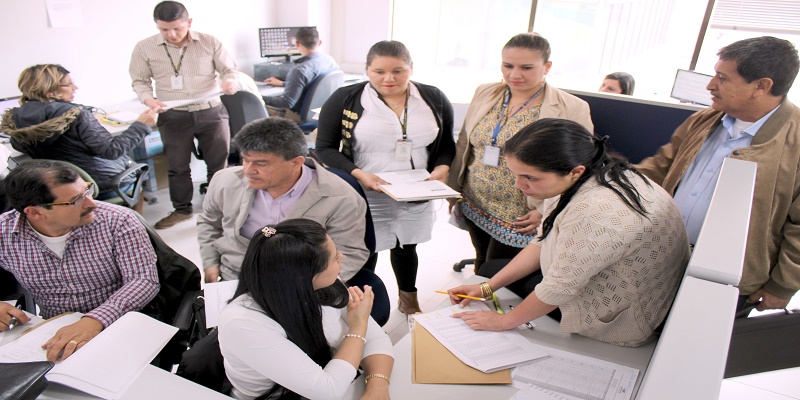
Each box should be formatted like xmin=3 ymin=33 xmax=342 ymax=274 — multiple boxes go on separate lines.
xmin=344 ymin=275 xmax=657 ymax=400
xmin=258 ymin=84 xmax=285 ymax=97
xmin=37 ymin=364 xmax=229 ymax=400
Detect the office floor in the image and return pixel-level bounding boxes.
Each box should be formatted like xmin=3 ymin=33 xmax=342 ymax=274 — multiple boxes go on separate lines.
xmin=140 ymin=159 xmax=799 ymax=400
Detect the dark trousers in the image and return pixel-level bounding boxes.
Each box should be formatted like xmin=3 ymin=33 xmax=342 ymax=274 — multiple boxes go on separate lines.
xmin=157 ymin=105 xmax=230 ymax=213
xmin=347 ymin=267 xmax=390 ymax=326
xmin=464 ymin=217 xmax=523 ymax=272
xmin=477 ymin=258 xmax=562 ymax=322
xmin=363 ymin=240 xmax=419 ymax=293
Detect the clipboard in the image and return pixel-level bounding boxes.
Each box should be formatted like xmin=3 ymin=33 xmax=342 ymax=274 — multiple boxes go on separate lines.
xmin=411 ymin=322 xmax=511 ymax=384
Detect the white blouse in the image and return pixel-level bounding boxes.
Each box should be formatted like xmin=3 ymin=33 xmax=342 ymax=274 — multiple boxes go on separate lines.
xmin=352 ymin=83 xmax=440 ymax=250
xmin=218 ymin=294 xmax=393 ymax=400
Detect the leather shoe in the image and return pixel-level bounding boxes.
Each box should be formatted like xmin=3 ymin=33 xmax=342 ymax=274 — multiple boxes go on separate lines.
xmin=154 ymin=211 xmax=192 ymax=229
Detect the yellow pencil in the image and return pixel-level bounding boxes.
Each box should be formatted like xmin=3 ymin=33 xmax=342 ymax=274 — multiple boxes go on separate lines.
xmin=435 ymin=290 xmax=485 ymax=301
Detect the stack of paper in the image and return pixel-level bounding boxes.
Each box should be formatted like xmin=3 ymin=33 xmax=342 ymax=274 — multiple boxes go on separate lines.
xmin=413 ymin=303 xmax=549 ymax=373
xmin=376 ymin=170 xmax=461 ymax=202
xmin=0 ymin=312 xmax=177 ymax=399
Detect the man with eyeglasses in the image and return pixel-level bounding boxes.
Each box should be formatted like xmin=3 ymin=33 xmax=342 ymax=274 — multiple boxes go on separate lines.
xmin=0 ymin=161 xmax=159 ymax=362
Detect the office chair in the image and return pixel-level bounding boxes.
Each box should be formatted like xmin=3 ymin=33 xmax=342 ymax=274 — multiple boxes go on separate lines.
xmin=17 ymin=159 xmax=149 ymax=212
xmin=297 ymin=70 xmax=345 ymax=132
xmin=220 ymin=91 xmax=268 ymax=166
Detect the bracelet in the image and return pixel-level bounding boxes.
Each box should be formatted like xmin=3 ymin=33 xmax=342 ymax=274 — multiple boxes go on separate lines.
xmin=364 ymin=373 xmax=390 ymax=385
xmin=343 ymin=333 xmax=367 ymax=344
xmin=480 ymin=282 xmax=494 ymax=300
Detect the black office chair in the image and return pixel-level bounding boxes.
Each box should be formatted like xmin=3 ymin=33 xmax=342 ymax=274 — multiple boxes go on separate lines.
xmin=297 ymin=70 xmax=345 ymax=133
xmin=220 ymin=91 xmax=269 ymax=166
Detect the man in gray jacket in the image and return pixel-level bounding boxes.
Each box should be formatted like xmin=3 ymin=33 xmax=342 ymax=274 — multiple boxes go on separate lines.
xmin=197 ymin=118 xmax=389 ymax=324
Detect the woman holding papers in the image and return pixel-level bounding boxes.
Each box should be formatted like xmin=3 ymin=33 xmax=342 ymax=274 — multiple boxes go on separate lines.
xmin=316 ymin=40 xmax=455 ymax=314
xmin=448 ymin=119 xmax=690 ymax=347
xmin=218 ymin=218 xmax=394 ymax=400
xmin=446 ymin=33 xmax=593 ymax=274
xmin=0 ymin=64 xmax=157 ymax=199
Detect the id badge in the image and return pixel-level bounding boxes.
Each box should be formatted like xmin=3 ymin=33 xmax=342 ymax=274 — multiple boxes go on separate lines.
xmin=171 ymin=75 xmax=184 ymax=90
xmin=395 ymin=140 xmax=413 ymax=161
xmin=483 ymin=145 xmax=501 ymax=167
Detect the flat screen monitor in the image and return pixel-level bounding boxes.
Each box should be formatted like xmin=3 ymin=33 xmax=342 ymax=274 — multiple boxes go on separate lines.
xmin=671 ymin=69 xmax=713 ymax=106
xmin=0 ymin=96 xmax=20 ymax=115
xmin=259 ymin=26 xmax=313 ymax=60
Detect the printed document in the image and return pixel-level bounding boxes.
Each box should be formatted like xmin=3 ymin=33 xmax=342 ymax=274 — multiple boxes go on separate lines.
xmin=509 ymin=346 xmax=639 ymax=400
xmin=413 ymin=303 xmax=549 ymax=373
xmin=376 ymin=170 xmax=460 ymax=202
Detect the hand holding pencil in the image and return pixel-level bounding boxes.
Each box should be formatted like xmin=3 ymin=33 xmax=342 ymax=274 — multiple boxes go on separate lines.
xmin=441 ymin=284 xmax=485 ymax=306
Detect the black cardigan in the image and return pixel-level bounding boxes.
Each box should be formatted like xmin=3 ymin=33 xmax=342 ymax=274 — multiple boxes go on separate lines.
xmin=315 ymin=81 xmax=455 ymax=174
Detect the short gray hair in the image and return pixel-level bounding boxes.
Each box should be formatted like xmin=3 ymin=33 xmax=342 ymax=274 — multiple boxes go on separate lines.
xmin=232 ymin=118 xmax=308 ymax=160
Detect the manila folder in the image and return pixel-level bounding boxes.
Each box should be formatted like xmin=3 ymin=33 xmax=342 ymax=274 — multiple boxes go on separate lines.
xmin=412 ymin=323 xmax=511 ymax=384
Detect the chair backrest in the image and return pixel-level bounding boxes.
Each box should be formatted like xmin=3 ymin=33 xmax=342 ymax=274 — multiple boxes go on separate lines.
xmin=324 ymin=166 xmax=376 ymax=256
xmin=298 ymin=70 xmax=345 ymax=124
xmin=220 ymin=91 xmax=269 ymax=137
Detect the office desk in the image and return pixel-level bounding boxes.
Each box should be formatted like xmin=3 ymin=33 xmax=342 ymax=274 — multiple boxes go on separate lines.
xmin=37 ymin=364 xmax=229 ymax=400
xmin=258 ymin=84 xmax=285 ymax=98
xmin=344 ymin=276 xmax=657 ymax=399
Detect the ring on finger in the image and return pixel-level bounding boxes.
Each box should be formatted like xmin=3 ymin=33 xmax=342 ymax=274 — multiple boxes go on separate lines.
xmin=69 ymin=340 xmax=79 ymax=346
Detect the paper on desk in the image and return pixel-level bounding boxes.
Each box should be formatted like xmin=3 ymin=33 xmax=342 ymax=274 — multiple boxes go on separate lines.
xmin=161 ymin=92 xmax=222 ymax=110
xmin=46 ymin=312 xmax=178 ymax=399
xmin=509 ymin=346 xmax=638 ymax=400
xmin=0 ymin=313 xmax=82 ymax=362
xmin=104 ymin=111 xmax=140 ymax=124
xmin=204 ymin=280 xmax=238 ymax=328
xmin=413 ymin=303 xmax=549 ymax=373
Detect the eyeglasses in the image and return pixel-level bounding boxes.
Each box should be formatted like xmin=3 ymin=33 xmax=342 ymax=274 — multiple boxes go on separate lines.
xmin=43 ymin=182 xmax=94 ymax=207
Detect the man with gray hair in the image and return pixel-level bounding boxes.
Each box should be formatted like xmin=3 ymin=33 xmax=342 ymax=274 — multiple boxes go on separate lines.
xmin=637 ymin=36 xmax=800 ymax=314
xmin=197 ymin=118 xmax=389 ymax=324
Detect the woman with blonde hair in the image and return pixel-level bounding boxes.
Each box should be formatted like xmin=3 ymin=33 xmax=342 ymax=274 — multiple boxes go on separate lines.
xmin=0 ymin=64 xmax=156 ymax=199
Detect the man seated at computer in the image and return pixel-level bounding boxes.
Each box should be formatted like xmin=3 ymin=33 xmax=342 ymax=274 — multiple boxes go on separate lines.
xmin=0 ymin=161 xmax=159 ymax=361
xmin=262 ymin=27 xmax=339 ymax=123
xmin=197 ymin=118 xmax=390 ymax=324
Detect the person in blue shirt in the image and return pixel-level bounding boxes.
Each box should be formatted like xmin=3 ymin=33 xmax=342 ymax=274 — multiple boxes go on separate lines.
xmin=263 ymin=27 xmax=339 ymax=122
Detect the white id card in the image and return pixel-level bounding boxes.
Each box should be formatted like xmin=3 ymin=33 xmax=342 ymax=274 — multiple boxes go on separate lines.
xmin=395 ymin=140 xmax=413 ymax=161
xmin=483 ymin=145 xmax=500 ymax=166
xmin=171 ymin=75 xmax=184 ymax=90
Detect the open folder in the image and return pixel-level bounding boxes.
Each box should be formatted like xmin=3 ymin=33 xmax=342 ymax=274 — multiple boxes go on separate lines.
xmin=412 ymin=323 xmax=511 ymax=384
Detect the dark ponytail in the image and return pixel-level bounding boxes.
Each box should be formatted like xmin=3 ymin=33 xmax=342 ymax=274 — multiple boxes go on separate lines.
xmin=504 ymin=118 xmax=650 ymax=240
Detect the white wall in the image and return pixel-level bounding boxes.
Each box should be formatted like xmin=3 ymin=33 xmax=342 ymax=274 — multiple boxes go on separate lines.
xmin=0 ymin=0 xmax=275 ymax=107
xmin=329 ymin=0 xmax=392 ymax=74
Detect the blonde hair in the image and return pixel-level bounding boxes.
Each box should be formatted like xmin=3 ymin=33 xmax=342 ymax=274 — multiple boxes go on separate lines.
xmin=18 ymin=64 xmax=71 ymax=103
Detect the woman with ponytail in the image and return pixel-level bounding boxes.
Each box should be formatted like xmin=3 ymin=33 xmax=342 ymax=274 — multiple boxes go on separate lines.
xmin=218 ymin=218 xmax=393 ymax=400
xmin=448 ymin=119 xmax=690 ymax=347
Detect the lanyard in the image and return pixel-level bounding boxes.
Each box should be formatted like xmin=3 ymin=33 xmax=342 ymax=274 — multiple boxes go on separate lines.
xmin=373 ymin=84 xmax=410 ymax=141
xmin=162 ymin=44 xmax=188 ymax=77
xmin=491 ymin=84 xmax=545 ymax=146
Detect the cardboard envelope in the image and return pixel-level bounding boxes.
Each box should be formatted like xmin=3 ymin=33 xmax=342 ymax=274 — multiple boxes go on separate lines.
xmin=411 ymin=323 xmax=512 ymax=384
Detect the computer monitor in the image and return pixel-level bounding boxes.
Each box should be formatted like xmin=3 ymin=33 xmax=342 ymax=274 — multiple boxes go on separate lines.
xmin=259 ymin=26 xmax=314 ymax=62
xmin=671 ymin=69 xmax=713 ymax=106
xmin=0 ymin=96 xmax=20 ymax=115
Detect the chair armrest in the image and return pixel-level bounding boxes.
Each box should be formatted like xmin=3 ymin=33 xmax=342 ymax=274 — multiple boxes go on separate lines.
xmin=110 ymin=163 xmax=149 ymax=208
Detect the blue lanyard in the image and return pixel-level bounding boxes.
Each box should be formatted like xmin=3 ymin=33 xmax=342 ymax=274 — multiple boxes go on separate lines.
xmin=491 ymin=84 xmax=545 ymax=147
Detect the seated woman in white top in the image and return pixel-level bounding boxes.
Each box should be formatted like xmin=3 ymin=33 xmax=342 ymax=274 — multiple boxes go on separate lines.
xmin=448 ymin=118 xmax=690 ymax=347
xmin=218 ymin=218 xmax=394 ymax=400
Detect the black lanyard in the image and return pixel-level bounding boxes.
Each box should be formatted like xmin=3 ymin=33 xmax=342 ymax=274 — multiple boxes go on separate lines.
xmin=162 ymin=44 xmax=188 ymax=77
xmin=373 ymin=84 xmax=410 ymax=141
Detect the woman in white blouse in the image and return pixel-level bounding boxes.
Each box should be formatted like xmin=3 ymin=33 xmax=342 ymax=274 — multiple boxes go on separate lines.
xmin=316 ymin=41 xmax=455 ymax=314
xmin=218 ymin=218 xmax=394 ymax=400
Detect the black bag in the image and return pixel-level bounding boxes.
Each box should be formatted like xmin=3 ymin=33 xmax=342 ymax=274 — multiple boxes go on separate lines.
xmin=725 ymin=309 xmax=800 ymax=378
xmin=0 ymin=361 xmax=55 ymax=400
xmin=175 ymin=329 xmax=231 ymax=394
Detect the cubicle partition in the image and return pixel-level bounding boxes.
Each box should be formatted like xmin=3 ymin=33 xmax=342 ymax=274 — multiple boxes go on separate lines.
xmin=565 ymin=90 xmax=705 ymax=163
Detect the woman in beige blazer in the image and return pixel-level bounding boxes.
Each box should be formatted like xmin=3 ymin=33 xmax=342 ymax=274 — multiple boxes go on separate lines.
xmin=447 ymin=33 xmax=593 ymax=274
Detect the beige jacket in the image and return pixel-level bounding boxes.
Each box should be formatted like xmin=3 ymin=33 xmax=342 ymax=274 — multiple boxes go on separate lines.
xmin=636 ymin=98 xmax=800 ymax=297
xmin=197 ymin=160 xmax=368 ymax=281
xmin=447 ymin=82 xmax=594 ymax=197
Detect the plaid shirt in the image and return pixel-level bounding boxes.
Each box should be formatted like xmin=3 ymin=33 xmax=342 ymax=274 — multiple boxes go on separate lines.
xmin=0 ymin=202 xmax=159 ymax=327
